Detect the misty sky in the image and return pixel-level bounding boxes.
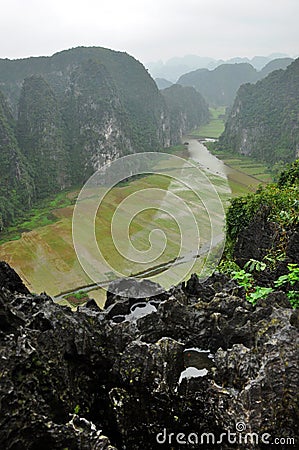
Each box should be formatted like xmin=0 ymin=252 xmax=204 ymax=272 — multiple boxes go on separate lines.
xmin=0 ymin=0 xmax=298 ymax=64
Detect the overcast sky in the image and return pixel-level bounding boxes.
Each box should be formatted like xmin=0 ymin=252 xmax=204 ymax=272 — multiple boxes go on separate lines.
xmin=0 ymin=0 xmax=298 ymax=64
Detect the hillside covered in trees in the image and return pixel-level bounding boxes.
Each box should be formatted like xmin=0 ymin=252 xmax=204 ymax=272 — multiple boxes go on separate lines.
xmin=161 ymin=84 xmax=209 ymax=142
xmin=218 ymin=58 xmax=299 ymax=164
xmin=0 ymin=47 xmax=209 ymax=229
xmin=0 ymin=92 xmax=34 ymax=228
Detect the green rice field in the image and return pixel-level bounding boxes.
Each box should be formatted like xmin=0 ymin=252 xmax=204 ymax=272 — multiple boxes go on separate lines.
xmin=190 ymin=107 xmax=226 ymax=138
xmin=0 ymin=142 xmax=272 ymax=308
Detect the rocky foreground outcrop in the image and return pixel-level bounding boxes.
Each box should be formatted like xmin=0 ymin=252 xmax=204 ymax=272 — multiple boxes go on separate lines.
xmin=0 ymin=262 xmax=298 ymax=449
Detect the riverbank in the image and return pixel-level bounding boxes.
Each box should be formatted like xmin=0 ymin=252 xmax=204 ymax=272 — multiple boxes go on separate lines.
xmin=206 ymin=140 xmax=273 ymax=180
xmin=187 ymin=138 xmax=270 ymax=196
xmin=187 ymin=105 xmax=273 ymax=193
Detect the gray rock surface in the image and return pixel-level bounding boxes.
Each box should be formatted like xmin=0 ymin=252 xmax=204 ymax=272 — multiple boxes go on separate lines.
xmin=0 ymin=264 xmax=298 ymax=449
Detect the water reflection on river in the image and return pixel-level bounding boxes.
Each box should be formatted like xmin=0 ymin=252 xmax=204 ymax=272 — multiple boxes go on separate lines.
xmin=188 ymin=139 xmax=262 ymax=190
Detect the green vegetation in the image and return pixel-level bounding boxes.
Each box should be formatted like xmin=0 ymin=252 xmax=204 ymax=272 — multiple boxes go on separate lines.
xmin=259 ymin=57 xmax=294 ymax=78
xmin=220 ymin=159 xmax=299 ymax=308
xmin=17 ymin=75 xmax=69 ymax=198
xmin=162 ymin=84 xmax=210 ymax=142
xmin=0 ymin=47 xmax=165 ymax=231
xmin=219 ymin=58 xmax=299 ymax=164
xmin=177 ymin=63 xmax=258 ymax=106
xmin=73 ymin=404 xmax=80 ymax=414
xmin=231 ymin=259 xmax=272 ymax=304
xmin=65 ymin=291 xmax=89 ymax=306
xmin=220 ymin=156 xmax=272 ymax=183
xmin=190 ymin=107 xmax=225 ymax=138
xmin=0 ymin=47 xmax=213 ymax=232
xmin=0 ymin=49 xmax=297 ymax=308
xmin=163 ymin=143 xmax=187 ymax=155
xmin=278 ymin=159 xmax=299 ymax=187
xmin=230 ymin=262 xmax=299 ymax=308
xmin=0 ymin=146 xmax=227 ymax=297
xmin=208 ymin=140 xmax=274 ymax=183
xmin=205 ymin=138 xmax=274 ymax=195
xmin=0 ymin=47 xmax=167 ymax=158
xmin=0 ymin=92 xmax=34 ymax=228
xmin=0 ymin=190 xmax=76 ymax=244
xmin=275 ymin=264 xmax=299 ymax=308
xmin=226 ymin=182 xmax=299 ymax=243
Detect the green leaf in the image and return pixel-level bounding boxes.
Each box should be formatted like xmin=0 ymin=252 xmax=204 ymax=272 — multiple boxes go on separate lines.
xmin=247 ymin=286 xmax=273 ymax=304
xmin=74 ymin=404 xmax=80 ymax=414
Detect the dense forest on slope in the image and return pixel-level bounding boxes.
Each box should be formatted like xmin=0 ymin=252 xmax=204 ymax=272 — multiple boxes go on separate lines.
xmin=218 ymin=58 xmax=299 ymax=164
xmin=161 ymin=84 xmax=209 ymax=142
xmin=0 ymin=46 xmax=210 ymax=228
xmin=0 ymin=92 xmax=34 ymax=227
xmin=177 ymin=58 xmax=293 ymax=106
xmin=17 ymin=75 xmax=69 ymax=197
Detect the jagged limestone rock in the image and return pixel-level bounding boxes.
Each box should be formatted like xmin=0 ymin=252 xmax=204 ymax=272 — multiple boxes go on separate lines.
xmin=0 ymin=263 xmax=298 ymax=449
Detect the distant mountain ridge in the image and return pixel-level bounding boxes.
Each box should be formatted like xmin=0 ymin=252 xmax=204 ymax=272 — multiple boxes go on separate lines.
xmin=178 ymin=63 xmax=257 ymax=106
xmin=177 ymin=58 xmax=294 ymax=106
xmin=155 ymin=78 xmax=173 ymax=89
xmin=218 ymin=58 xmax=299 ymax=164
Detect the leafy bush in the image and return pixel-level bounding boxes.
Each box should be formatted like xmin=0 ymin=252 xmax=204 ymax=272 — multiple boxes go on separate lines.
xmin=226 ymin=159 xmax=299 ymax=242
xmin=231 ymin=261 xmax=299 ymax=308
xmin=278 ymin=159 xmax=299 ymax=187
xmin=274 ymin=264 xmax=299 ymax=308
